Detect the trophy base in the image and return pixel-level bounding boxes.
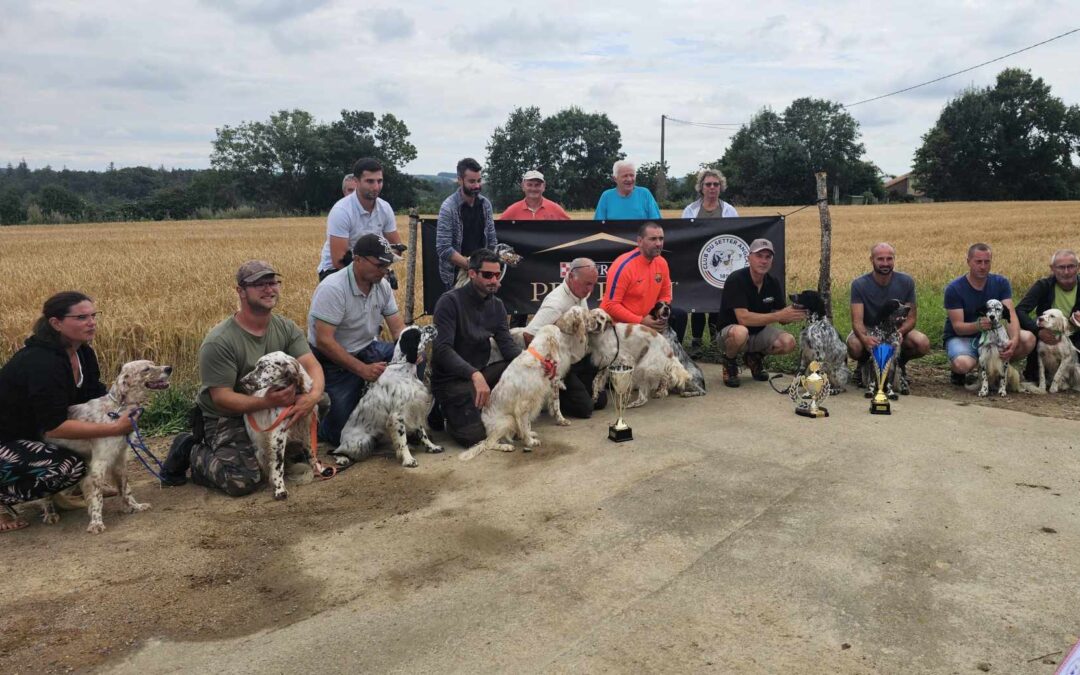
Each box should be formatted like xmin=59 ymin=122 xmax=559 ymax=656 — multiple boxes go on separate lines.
xmin=608 ymin=425 xmax=633 ymax=442
xmin=795 ymin=404 xmax=829 ymax=418
xmin=869 ymin=399 xmax=892 ymax=415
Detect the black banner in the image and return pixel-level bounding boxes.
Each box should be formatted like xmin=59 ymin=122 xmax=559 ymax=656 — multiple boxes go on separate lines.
xmin=421 ymin=217 xmax=785 ymax=315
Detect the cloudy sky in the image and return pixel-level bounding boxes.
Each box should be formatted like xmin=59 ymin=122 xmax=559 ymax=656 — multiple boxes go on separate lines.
xmin=2 ymin=1 xmax=1077 ymax=179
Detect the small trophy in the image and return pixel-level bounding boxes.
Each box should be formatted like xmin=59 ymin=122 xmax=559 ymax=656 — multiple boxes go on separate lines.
xmin=870 ymin=343 xmax=897 ymax=415
xmin=607 ymin=363 xmax=635 ymax=442
xmin=790 ymin=360 xmax=830 ymax=418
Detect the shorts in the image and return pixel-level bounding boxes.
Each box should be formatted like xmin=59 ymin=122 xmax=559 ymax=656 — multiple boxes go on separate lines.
xmin=719 ymin=324 xmax=782 ymax=353
xmin=946 ymin=336 xmax=978 ymax=362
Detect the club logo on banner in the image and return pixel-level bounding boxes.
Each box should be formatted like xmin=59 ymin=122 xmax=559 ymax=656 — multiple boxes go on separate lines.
xmin=699 ymin=234 xmax=751 ymax=289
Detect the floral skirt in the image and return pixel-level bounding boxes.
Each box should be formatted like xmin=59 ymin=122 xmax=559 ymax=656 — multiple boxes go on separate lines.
xmin=0 ymin=439 xmax=87 ymax=506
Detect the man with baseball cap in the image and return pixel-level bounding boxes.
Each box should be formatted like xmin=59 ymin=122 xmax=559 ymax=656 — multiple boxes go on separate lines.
xmin=308 ymin=234 xmax=406 ymax=449
xmin=160 ymin=260 xmax=326 ymax=496
xmin=498 ymin=170 xmax=571 ymax=221
xmin=716 ymin=238 xmax=804 ymax=387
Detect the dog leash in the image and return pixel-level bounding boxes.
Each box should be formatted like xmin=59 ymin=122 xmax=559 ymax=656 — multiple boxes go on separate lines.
xmin=245 ymin=407 xmax=337 ymax=480
xmin=526 ymin=346 xmax=559 ymax=380
xmin=108 ymin=407 xmax=168 ymax=484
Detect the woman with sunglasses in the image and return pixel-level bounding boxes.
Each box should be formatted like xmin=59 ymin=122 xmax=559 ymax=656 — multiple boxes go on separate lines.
xmin=0 ymin=291 xmax=137 ymax=532
xmin=682 ymin=168 xmax=739 ymax=356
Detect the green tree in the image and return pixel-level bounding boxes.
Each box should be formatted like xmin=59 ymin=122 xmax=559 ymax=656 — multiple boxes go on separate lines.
xmin=635 ymin=161 xmax=669 ymax=198
xmin=720 ymin=99 xmax=878 ymax=205
xmin=539 ymin=107 xmax=624 ymax=210
xmin=484 ymin=106 xmax=545 ymax=209
xmin=913 ymin=68 xmax=1080 ymax=200
xmin=0 ymin=187 xmax=26 ymax=225
xmin=35 ymin=185 xmax=84 ymax=220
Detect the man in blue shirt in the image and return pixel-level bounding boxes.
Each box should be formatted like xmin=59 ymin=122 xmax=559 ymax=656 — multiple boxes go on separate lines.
xmin=943 ymin=242 xmax=1035 ymax=385
xmin=594 ymin=160 xmax=662 ymax=220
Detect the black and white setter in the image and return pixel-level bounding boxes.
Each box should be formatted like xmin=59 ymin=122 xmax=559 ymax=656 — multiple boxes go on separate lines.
xmin=789 ymin=290 xmax=849 ymax=393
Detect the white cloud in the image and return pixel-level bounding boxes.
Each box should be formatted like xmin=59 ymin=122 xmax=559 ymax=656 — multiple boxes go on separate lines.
xmin=0 ymin=0 xmax=1076 ymax=180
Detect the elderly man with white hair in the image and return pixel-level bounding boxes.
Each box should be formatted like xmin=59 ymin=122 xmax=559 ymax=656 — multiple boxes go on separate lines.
xmin=1017 ymin=248 xmax=1080 ymax=381
xmin=521 ymin=258 xmax=608 ymax=417
xmin=594 ymin=160 xmax=662 ymax=220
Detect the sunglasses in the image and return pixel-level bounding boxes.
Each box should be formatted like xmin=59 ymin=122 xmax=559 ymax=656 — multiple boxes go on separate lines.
xmin=477 ymin=270 xmax=500 ymax=280
xmin=702 ymin=182 xmax=721 ymax=188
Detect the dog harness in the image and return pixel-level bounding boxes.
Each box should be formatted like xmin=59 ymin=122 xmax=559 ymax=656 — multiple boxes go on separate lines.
xmin=526 ymin=346 xmax=559 ymax=380
xmin=245 ymin=407 xmax=337 ymax=480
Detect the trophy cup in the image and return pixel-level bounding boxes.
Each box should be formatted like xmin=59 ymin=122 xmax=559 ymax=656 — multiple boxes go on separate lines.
xmin=790 ymin=360 xmax=830 ymax=418
xmin=869 ymin=343 xmax=897 ymax=415
xmin=607 ymin=363 xmax=635 ymax=442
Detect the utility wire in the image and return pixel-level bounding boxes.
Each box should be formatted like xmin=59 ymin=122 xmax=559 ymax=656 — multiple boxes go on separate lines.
xmin=664 ymin=116 xmax=742 ymax=129
xmin=842 ymin=27 xmax=1080 ymax=108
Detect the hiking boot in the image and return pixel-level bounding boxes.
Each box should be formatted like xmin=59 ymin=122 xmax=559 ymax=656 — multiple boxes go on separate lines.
xmin=722 ymin=356 xmax=741 ymax=388
xmin=744 ymin=352 xmax=769 ymax=382
xmin=897 ymin=362 xmax=911 ymax=395
xmin=160 ymin=432 xmax=194 ymax=487
xmin=950 ymin=371 xmax=966 ymax=387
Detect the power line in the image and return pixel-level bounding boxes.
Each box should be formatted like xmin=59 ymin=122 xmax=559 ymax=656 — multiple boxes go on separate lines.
xmin=664 ymin=116 xmax=742 ymax=129
xmin=842 ymin=27 xmax=1080 ymax=108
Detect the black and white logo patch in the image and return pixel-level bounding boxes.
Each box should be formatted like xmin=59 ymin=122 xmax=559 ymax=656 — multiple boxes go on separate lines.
xmin=699 ymin=235 xmax=750 ymax=288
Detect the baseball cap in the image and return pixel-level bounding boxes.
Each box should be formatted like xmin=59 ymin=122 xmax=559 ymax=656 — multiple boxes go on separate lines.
xmin=236 ymin=260 xmax=279 ymax=285
xmin=748 ymin=238 xmax=774 ymax=254
xmin=522 ymin=169 xmax=545 ymax=182
xmin=352 ymin=234 xmax=396 ymax=266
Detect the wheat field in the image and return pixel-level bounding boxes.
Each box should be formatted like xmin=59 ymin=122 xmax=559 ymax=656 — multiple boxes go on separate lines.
xmin=2 ymin=201 xmax=1078 ymax=384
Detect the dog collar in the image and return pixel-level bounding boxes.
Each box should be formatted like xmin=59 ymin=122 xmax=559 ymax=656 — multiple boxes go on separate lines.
xmin=527 ymin=347 xmax=559 ymax=380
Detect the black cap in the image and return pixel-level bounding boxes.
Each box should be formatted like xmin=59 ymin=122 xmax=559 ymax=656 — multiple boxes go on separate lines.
xmin=352 ymin=234 xmax=395 ymax=265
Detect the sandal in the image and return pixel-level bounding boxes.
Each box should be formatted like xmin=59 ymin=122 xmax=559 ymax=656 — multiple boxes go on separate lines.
xmin=1 ymin=510 xmax=30 ymax=533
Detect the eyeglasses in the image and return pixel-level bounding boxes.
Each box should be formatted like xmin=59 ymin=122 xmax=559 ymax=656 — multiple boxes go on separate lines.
xmin=477 ymin=270 xmax=500 ymax=279
xmin=366 ymin=256 xmax=391 ymax=269
xmin=63 ymin=312 xmax=100 ymax=322
xmin=1053 ymin=264 xmax=1078 ymax=271
xmin=702 ymin=182 xmax=721 ymax=188
xmin=245 ymin=280 xmax=281 ymax=289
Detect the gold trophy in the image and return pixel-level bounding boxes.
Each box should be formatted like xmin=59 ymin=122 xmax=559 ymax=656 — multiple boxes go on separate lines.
xmin=869 ymin=344 xmax=897 ymax=415
xmin=790 ymin=360 xmax=830 ymax=418
xmin=607 ymin=363 xmax=635 ymax=442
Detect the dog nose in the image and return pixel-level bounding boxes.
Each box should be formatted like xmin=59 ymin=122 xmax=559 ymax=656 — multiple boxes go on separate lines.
xmin=164 ymin=366 xmax=173 ymax=374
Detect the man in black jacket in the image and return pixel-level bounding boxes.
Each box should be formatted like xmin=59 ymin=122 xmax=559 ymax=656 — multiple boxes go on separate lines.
xmin=1016 ymin=249 xmax=1080 ymax=380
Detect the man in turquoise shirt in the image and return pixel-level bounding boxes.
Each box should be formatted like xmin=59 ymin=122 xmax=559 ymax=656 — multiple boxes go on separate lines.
xmin=594 ymin=160 xmax=662 ymax=220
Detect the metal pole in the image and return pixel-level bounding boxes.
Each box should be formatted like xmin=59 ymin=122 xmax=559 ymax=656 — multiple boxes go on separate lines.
xmin=405 ymin=208 xmax=419 ymax=324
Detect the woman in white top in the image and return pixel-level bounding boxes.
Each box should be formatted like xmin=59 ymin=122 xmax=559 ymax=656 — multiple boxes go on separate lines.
xmin=682 ymin=168 xmax=738 ymax=354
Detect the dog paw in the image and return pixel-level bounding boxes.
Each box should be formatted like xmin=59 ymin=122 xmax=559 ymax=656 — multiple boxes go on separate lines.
xmin=87 ymin=521 xmax=106 ymax=534
xmin=123 ymin=501 xmax=151 ymax=514
xmin=555 ymin=417 xmax=571 ymax=427
xmin=1049 ymin=384 xmax=1060 ymax=394
xmin=495 ymin=443 xmax=515 ymax=453
xmin=402 ymin=457 xmax=419 ymax=468
xmin=42 ymin=512 xmax=61 ymax=525
xmin=333 ymin=455 xmax=353 ymax=467
xmin=426 ymin=445 xmax=444 ymax=454
xmin=273 ymin=489 xmax=289 ymax=501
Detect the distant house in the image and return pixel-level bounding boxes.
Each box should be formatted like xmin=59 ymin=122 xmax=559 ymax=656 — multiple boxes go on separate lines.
xmin=883 ymin=173 xmax=929 ymax=201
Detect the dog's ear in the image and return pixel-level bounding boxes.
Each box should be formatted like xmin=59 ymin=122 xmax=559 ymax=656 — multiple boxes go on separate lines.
xmin=1001 ymin=305 xmax=1011 ymax=323
xmin=976 ymin=303 xmax=988 ymax=317
xmin=398 ymin=327 xmax=422 ymax=364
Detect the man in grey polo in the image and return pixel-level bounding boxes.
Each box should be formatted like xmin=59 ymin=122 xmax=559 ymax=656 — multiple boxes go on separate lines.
xmin=309 ymin=234 xmax=406 ymax=446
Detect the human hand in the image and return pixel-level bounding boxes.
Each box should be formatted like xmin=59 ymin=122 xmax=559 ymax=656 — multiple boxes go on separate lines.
xmin=1071 ymin=311 xmax=1080 ymax=328
xmin=778 ymin=306 xmax=808 ymax=323
xmin=974 ymin=317 xmax=990 ymax=331
xmin=283 ymin=392 xmax=318 ymax=429
xmin=1001 ymin=337 xmax=1017 ymax=362
xmin=861 ymin=334 xmax=881 ymax=349
xmin=640 ymin=315 xmax=666 ymax=331
xmin=472 ymin=371 xmax=491 ymax=409
xmin=266 ymin=385 xmax=297 ymax=409
xmin=112 ymin=409 xmax=141 ymax=435
xmin=361 ymin=361 xmax=387 ymax=382
xmin=1038 ymin=328 xmax=1060 ymax=345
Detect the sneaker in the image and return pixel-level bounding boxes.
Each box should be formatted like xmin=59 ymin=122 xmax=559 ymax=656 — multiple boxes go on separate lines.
xmin=722 ymin=356 xmax=741 ymax=388
xmin=160 ymin=432 xmax=194 ymax=487
xmin=897 ymin=362 xmax=910 ymax=395
xmin=950 ymin=371 xmax=966 ymax=387
xmin=744 ymin=352 xmax=769 ymax=382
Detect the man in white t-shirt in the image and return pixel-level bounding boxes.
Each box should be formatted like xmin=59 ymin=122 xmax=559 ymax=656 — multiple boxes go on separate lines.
xmin=522 ymin=258 xmax=607 ymax=418
xmin=317 ymin=158 xmax=403 ymax=280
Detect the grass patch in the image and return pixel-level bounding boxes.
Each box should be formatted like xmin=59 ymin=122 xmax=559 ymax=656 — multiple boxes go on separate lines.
xmin=138 ymin=382 xmax=196 ymax=437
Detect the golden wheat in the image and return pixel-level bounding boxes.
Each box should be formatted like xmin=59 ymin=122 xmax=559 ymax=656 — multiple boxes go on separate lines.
xmin=2 ymin=201 xmax=1078 ymax=383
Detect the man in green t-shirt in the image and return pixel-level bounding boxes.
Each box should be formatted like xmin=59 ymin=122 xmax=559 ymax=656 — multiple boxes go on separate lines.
xmin=161 ymin=260 xmax=325 ymax=496
xmin=1017 ymin=249 xmax=1080 ymax=381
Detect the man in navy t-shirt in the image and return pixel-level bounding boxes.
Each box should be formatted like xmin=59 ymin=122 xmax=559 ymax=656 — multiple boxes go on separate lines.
xmin=942 ymin=243 xmax=1035 ymax=385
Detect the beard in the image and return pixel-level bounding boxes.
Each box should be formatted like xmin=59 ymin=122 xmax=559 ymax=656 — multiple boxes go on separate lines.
xmin=874 ymin=265 xmax=893 ymax=276
xmin=464 ymin=186 xmax=482 ymax=197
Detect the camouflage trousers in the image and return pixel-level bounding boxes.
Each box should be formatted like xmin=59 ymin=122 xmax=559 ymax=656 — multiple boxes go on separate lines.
xmin=189 ymin=415 xmax=308 ymax=497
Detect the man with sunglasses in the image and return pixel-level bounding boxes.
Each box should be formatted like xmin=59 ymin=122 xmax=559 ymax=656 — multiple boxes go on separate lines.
xmin=1016 ymin=249 xmax=1080 ymax=382
xmin=308 ymin=234 xmax=406 ymax=447
xmin=430 ymin=248 xmax=521 ymax=447
xmin=161 ymin=260 xmax=326 ymax=496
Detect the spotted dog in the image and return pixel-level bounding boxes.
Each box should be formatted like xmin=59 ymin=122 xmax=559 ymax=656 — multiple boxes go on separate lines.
xmin=238 ymin=352 xmax=326 ymax=499
xmin=336 ymin=325 xmax=441 ymax=468
xmin=492 ymin=243 xmax=523 ymax=268
xmin=969 ymin=299 xmax=1021 ymax=397
xmin=789 ymin=290 xmax=849 ymax=394
xmin=50 ymin=360 xmax=172 ymax=533
xmin=858 ymin=298 xmax=911 ymax=398
xmin=1035 ymin=308 xmax=1080 ymax=393
xmin=648 ymin=301 xmax=706 ymax=397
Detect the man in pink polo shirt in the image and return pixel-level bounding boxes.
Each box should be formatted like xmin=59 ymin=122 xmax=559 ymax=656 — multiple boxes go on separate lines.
xmin=498 ymin=170 xmax=571 ymax=220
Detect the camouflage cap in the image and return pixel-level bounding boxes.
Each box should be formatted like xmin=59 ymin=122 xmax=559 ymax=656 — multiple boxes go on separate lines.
xmin=236 ymin=260 xmax=280 ymax=285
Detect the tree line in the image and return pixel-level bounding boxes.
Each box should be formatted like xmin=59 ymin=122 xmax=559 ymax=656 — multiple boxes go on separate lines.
xmin=1 ymin=67 xmax=1076 ymax=226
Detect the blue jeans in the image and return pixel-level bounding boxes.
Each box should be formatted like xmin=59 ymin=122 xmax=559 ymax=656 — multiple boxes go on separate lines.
xmin=946 ymin=336 xmax=978 ymax=363
xmin=319 ymin=341 xmax=396 ymax=447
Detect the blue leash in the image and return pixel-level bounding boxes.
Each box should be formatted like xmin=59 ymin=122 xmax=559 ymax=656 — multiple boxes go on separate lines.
xmin=109 ymin=407 xmax=166 ymax=483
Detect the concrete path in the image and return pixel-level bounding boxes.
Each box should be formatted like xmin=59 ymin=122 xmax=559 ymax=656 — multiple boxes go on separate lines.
xmin=109 ymin=366 xmax=1080 ymax=674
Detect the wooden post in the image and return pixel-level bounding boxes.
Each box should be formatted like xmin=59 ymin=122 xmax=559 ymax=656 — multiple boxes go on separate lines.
xmin=815 ymin=172 xmax=833 ymax=320
xmin=404 ymin=208 xmax=419 ymax=324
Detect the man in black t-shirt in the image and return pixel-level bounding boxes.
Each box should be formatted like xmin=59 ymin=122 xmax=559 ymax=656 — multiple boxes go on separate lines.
xmin=717 ymin=239 xmax=805 ymax=387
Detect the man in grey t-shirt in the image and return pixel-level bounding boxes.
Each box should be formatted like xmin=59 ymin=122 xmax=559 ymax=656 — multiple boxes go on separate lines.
xmin=847 ymin=242 xmax=930 ymax=393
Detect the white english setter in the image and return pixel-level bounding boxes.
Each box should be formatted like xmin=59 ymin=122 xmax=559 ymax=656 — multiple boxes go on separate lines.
xmin=590 ymin=322 xmax=692 ymax=409
xmin=1035 ymin=308 xmax=1080 ymax=393
xmin=238 ymin=352 xmax=326 ymax=500
xmin=50 ymin=360 xmax=172 ymax=533
xmin=335 ymin=325 xmax=442 ymax=469
xmin=460 ymin=307 xmax=593 ymax=460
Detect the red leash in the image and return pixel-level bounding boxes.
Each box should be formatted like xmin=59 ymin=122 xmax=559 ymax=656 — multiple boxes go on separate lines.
xmin=527 ymin=346 xmax=559 ymax=380
xmin=246 ymin=406 xmax=337 ymax=480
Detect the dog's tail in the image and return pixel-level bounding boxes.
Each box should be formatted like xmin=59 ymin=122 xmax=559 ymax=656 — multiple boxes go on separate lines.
xmin=458 ymin=442 xmax=487 ymax=461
